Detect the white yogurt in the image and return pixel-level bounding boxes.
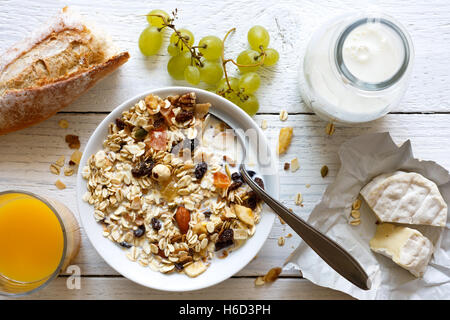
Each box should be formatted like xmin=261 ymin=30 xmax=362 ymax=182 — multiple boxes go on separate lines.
xmin=342 ymin=23 xmax=404 ymax=83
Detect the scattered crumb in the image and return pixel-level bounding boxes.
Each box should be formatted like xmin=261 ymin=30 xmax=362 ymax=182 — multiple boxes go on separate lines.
xmin=64 ymin=166 xmax=75 ymax=176
xmin=283 ymin=162 xmax=290 ymax=170
xmin=320 ymin=165 xmax=329 ymax=178
xmin=55 ymin=180 xmax=66 ymax=190
xmin=295 ymin=192 xmax=303 ymax=206
xmin=254 ymin=276 xmax=265 ymax=286
xmin=325 ymin=122 xmax=335 ymax=136
xmin=351 ymin=210 xmax=361 ymax=219
xmin=286 ymin=233 xmax=292 ymax=238
xmin=279 ymin=110 xmax=288 ymax=121
xmin=279 ymin=216 xmax=286 ymax=225
xmin=350 ymin=219 xmax=361 ymax=226
xmin=352 ymin=199 xmax=362 ymax=210
xmin=305 ymin=184 xmax=311 ymax=188
xmin=278 ymin=236 xmax=285 ymax=246
xmin=290 ymin=157 xmax=300 ymax=172
xmin=264 ymin=267 xmax=282 ymax=283
xmin=55 ymin=155 xmax=65 ymax=167
xmin=58 ymin=119 xmax=69 ymax=129
xmin=50 ymin=164 xmax=60 ymax=175
xmin=261 ymin=120 xmax=267 ymax=130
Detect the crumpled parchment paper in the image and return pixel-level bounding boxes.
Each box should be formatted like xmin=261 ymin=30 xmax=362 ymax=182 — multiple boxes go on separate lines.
xmin=285 ymin=132 xmax=450 ymax=299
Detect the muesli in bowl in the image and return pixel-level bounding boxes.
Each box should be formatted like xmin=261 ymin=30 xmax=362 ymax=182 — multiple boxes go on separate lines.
xmin=81 ymin=92 xmax=264 ymax=277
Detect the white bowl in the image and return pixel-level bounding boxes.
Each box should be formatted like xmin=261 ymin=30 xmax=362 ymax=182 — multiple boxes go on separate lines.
xmin=76 ymin=87 xmax=278 ymax=292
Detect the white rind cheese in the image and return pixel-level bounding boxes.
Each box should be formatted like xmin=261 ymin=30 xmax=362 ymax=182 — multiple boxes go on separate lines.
xmin=361 ymin=171 xmax=448 ymax=226
xmin=370 ymin=223 xmax=433 ymax=277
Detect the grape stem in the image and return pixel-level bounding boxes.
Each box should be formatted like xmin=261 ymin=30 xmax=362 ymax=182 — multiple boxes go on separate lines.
xmin=221 ymin=28 xmax=266 ymax=93
xmin=146 ymin=13 xmax=204 ymax=67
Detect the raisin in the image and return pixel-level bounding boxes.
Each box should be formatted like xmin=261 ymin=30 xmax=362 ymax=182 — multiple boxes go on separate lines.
xmin=228 ymin=180 xmax=243 ymax=191
xmin=115 ymin=118 xmax=126 ymax=130
xmin=175 ymin=109 xmax=194 ymax=123
xmin=247 ymin=170 xmax=256 ymax=177
xmin=194 ymin=162 xmax=207 ymax=180
xmin=284 ymin=162 xmax=290 ymax=170
xmin=203 ymin=211 xmax=212 ymax=219
xmin=215 ymin=229 xmax=234 ymax=251
xmin=254 ymin=177 xmax=265 ymax=190
xmin=175 ymin=263 xmax=184 ymax=271
xmin=131 ymin=159 xmax=154 ymax=178
xmin=151 ymin=217 xmax=162 ymax=231
xmin=134 ymin=225 xmax=146 ymax=237
xmin=119 ymin=241 xmax=132 ymax=248
xmin=231 ymin=172 xmax=241 ymax=181
xmin=244 ymin=191 xmax=258 ymax=210
xmin=153 ymin=114 xmax=165 ymax=130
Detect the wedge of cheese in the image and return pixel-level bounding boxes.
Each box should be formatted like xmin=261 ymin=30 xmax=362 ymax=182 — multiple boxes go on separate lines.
xmin=370 ymin=223 xmax=433 ymax=277
xmin=361 ymin=171 xmax=448 ymax=226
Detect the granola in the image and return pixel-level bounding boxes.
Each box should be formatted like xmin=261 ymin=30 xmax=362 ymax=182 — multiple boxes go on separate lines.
xmin=81 ymin=92 xmax=264 ymax=277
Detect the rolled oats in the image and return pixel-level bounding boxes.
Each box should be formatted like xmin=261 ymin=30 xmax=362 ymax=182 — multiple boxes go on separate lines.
xmin=81 ymin=92 xmax=263 ymax=277
xmin=279 ymin=110 xmax=288 ymax=121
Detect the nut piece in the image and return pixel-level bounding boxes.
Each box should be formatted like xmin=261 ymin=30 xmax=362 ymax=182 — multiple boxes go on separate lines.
xmin=291 ymin=157 xmax=300 ymax=172
xmin=234 ymin=204 xmax=254 ymax=226
xmin=152 ymin=164 xmax=171 ymax=182
xmin=55 ymin=180 xmax=66 ymax=190
xmin=184 ymin=261 xmax=207 ymax=278
xmin=278 ymin=127 xmax=293 ymax=155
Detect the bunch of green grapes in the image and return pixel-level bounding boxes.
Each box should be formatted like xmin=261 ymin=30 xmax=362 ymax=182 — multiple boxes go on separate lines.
xmin=138 ymin=10 xmax=279 ymax=116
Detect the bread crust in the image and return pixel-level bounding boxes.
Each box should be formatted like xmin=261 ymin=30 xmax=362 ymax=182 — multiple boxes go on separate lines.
xmin=0 ymin=7 xmax=130 ymax=135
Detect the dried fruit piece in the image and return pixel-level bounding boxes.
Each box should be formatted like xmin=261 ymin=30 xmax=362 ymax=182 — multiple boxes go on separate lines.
xmin=215 ymin=228 xmax=234 ymax=251
xmin=175 ymin=206 xmax=190 ymax=234
xmin=175 ymin=109 xmax=194 ymax=123
xmin=69 ymin=150 xmax=82 ymax=166
xmin=254 ymin=177 xmax=264 ymax=190
xmin=132 ymin=158 xmax=154 ymax=178
xmin=263 ymin=267 xmax=282 ymax=283
xmin=234 ymin=204 xmax=254 ymax=226
xmin=194 ymin=162 xmax=207 ymax=180
xmin=213 ymin=171 xmax=231 ymax=189
xmin=283 ymin=162 xmax=290 ymax=170
xmin=65 ymin=134 xmax=80 ymax=149
xmin=55 ymin=179 xmax=66 ymax=190
xmin=151 ymin=217 xmax=162 ymax=231
xmin=115 ymin=118 xmax=126 ymax=130
xmin=146 ymin=130 xmax=167 ymax=151
xmin=228 ymin=180 xmax=243 ymax=192
xmin=320 ymin=165 xmax=329 ymax=178
xmin=278 ymin=127 xmax=293 ymax=155
xmin=134 ymin=225 xmax=146 ymax=237
xmin=184 ymin=261 xmax=207 ymax=278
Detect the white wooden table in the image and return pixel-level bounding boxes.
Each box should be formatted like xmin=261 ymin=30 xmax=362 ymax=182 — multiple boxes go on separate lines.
xmin=1 ymin=0 xmax=449 ymax=300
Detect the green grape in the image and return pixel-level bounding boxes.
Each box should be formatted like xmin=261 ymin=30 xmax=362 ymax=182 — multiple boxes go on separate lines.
xmin=138 ymin=26 xmax=163 ymax=56
xmin=170 ymin=29 xmax=194 ymax=52
xmin=167 ymin=52 xmax=191 ymax=80
xmin=184 ymin=65 xmax=201 ymax=85
xmin=147 ymin=9 xmax=169 ymax=28
xmin=216 ymin=77 xmax=239 ymax=95
xmin=167 ymin=43 xmax=180 ymax=56
xmin=199 ymin=36 xmax=223 ymax=60
xmin=199 ymin=60 xmax=223 ymax=85
xmin=238 ymin=72 xmax=260 ymax=94
xmin=236 ymin=50 xmax=261 ymax=73
xmin=238 ymin=94 xmax=259 ymax=116
xmin=248 ymin=25 xmax=270 ymax=50
xmin=263 ymin=48 xmax=279 ymax=66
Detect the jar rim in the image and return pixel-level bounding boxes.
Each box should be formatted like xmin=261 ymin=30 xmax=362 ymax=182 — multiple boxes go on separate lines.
xmin=334 ymin=16 xmax=412 ymax=91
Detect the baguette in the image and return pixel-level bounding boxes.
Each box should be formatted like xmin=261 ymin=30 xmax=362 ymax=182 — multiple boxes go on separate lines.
xmin=0 ymin=6 xmax=130 ymax=135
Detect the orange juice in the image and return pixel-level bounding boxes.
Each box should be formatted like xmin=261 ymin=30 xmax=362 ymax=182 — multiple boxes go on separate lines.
xmin=0 ymin=193 xmax=64 ymax=283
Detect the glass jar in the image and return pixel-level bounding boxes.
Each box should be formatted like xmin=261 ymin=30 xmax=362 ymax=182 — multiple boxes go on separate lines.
xmin=0 ymin=191 xmax=80 ymax=296
xmin=299 ymin=12 xmax=414 ymax=124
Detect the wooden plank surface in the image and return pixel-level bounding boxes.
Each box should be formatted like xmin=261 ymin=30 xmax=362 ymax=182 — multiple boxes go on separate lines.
xmin=0 ymin=0 xmax=449 ymax=300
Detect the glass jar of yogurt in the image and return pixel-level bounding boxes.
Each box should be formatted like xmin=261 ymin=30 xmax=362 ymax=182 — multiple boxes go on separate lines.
xmin=299 ymin=13 xmax=414 ymax=124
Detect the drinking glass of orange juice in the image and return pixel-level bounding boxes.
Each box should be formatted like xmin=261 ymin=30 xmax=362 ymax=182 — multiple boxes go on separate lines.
xmin=0 ymin=191 xmax=80 ymax=296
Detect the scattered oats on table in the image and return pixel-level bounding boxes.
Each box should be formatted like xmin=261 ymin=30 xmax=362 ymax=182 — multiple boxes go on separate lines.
xmin=290 ymin=157 xmax=300 ymax=172
xmin=279 ymin=110 xmax=288 ymax=121
xmin=50 ymin=163 xmax=60 ymax=175
xmin=295 ymin=192 xmax=303 ymax=206
xmin=80 ymin=92 xmax=265 ymax=278
xmin=58 ymin=119 xmax=69 ymax=129
xmin=325 ymin=122 xmax=335 ymax=136
xmin=55 ymin=180 xmax=66 ymax=190
xmin=278 ymin=236 xmax=285 ymax=246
